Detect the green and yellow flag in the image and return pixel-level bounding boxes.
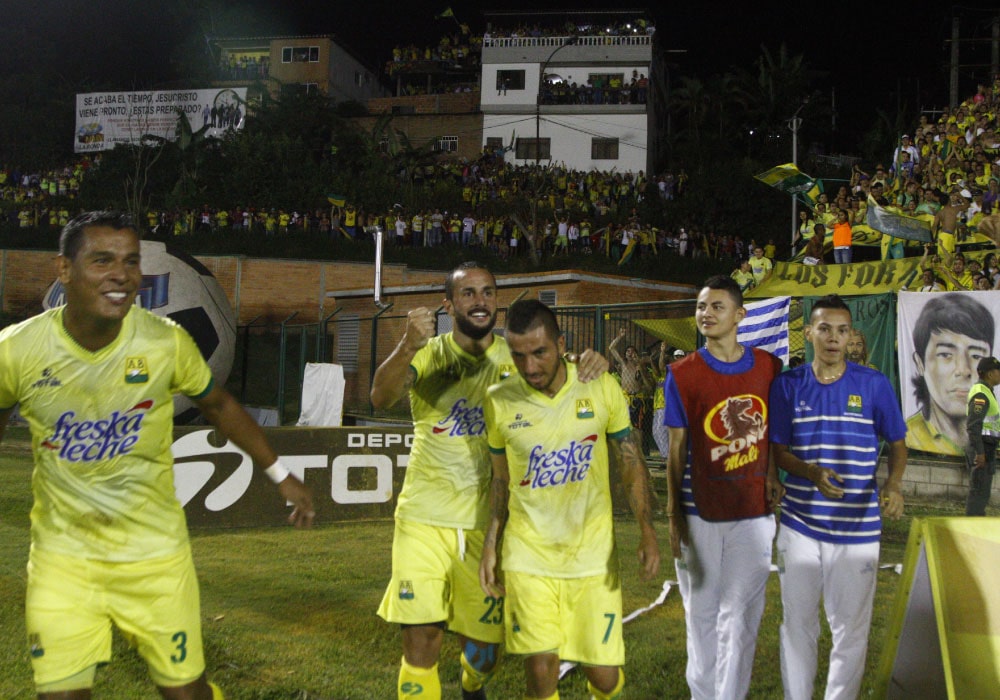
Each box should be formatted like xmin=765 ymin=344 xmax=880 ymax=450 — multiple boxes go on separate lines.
xmin=755 ymin=163 xmax=822 ymax=206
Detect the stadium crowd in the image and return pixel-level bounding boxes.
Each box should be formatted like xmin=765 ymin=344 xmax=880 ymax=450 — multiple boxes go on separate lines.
xmin=792 ymin=77 xmax=1000 ymax=269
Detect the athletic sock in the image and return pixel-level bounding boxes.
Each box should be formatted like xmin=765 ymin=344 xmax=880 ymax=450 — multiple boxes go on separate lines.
xmin=588 ymin=669 xmax=624 ymax=699
xmin=460 ymin=643 xmax=498 ymax=692
xmin=209 ymin=681 xmax=226 ymax=700
xmin=398 ymin=656 xmax=441 ymax=700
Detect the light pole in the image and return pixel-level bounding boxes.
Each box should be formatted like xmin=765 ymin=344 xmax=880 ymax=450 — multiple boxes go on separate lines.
xmin=530 ymin=36 xmax=577 ymax=261
xmin=786 ymin=97 xmax=809 ymax=254
xmin=535 ymin=36 xmax=578 ymax=167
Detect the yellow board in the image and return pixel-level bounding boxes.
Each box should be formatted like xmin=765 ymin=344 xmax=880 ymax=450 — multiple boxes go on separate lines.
xmin=875 ymin=517 xmax=1000 ymax=699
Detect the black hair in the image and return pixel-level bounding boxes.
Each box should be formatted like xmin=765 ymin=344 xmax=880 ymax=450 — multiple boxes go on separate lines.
xmin=912 ymin=293 xmax=994 ymax=415
xmin=506 ymin=298 xmax=560 ymax=342
xmin=810 ymin=294 xmax=851 ymax=320
xmin=702 ymin=274 xmax=743 ymax=307
xmin=59 ymin=211 xmax=138 ymax=260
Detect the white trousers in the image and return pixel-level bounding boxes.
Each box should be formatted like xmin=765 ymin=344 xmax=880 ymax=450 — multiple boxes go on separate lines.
xmin=776 ymin=526 xmax=879 ymax=700
xmin=676 ymin=514 xmax=776 ymax=700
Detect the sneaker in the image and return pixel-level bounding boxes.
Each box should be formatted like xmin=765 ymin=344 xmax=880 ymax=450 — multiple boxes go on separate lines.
xmin=461 ymin=687 xmax=487 ymax=700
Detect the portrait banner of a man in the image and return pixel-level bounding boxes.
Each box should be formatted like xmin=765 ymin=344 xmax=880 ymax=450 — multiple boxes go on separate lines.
xmin=898 ymin=291 xmax=1000 ymax=456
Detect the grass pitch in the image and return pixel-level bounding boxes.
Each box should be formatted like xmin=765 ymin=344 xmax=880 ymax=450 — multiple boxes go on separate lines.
xmin=0 ymin=426 xmax=963 ymax=698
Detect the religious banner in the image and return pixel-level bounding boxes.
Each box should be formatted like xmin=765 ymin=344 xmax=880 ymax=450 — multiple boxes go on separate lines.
xmin=74 ymin=87 xmax=247 ymax=153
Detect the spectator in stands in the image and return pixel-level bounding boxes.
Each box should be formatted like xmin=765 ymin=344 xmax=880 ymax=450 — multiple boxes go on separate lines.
xmin=831 ymin=208 xmax=853 ymax=264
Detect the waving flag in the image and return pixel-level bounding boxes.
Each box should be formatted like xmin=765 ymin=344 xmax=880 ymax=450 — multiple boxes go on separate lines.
xmin=865 ymin=198 xmax=934 ymax=243
xmin=738 ymin=296 xmax=790 ymax=364
xmin=754 ymin=163 xmax=822 ymax=206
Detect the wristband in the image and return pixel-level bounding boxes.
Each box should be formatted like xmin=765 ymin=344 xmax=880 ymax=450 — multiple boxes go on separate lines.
xmin=264 ymin=459 xmax=290 ymax=484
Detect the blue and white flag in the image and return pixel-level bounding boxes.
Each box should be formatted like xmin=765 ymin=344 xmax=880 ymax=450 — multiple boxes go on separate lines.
xmin=738 ymin=296 xmax=790 ymax=364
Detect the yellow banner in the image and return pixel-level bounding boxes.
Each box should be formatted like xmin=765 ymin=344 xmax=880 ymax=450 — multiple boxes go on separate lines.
xmin=746 ymin=258 xmax=924 ymax=298
xmin=876 ymin=517 xmax=1000 ymax=699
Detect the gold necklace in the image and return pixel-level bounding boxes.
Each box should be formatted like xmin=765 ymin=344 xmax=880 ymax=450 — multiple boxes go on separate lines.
xmin=814 ymin=364 xmax=845 ymax=383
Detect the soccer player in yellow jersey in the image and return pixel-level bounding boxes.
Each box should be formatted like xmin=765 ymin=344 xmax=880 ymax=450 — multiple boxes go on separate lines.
xmin=480 ymin=299 xmax=659 ymax=700
xmin=0 ymin=211 xmax=314 ymax=700
xmin=373 ymin=263 xmax=607 ymax=700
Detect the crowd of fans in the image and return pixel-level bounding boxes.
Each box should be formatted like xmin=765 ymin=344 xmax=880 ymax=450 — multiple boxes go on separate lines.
xmin=484 ymin=18 xmax=654 ymax=40
xmin=216 ymin=54 xmax=271 ymax=82
xmin=789 ymin=77 xmax=1000 ymax=271
xmin=539 ymin=70 xmax=648 ymax=105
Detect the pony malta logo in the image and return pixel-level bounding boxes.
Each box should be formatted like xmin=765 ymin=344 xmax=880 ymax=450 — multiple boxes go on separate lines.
xmin=42 ymin=400 xmax=153 ymax=462
xmin=703 ymin=394 xmax=767 ymax=471
xmin=432 ymin=398 xmax=485 ymax=437
xmin=520 ymin=435 xmax=597 ymax=489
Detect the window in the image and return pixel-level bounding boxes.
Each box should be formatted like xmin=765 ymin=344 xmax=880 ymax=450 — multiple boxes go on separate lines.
xmin=378 ymin=137 xmax=389 ymax=154
xmin=303 ymin=83 xmax=318 ymax=95
xmin=496 ymin=70 xmax=526 ymax=91
xmin=592 ymin=138 xmax=619 ymax=160
xmin=335 ymin=315 xmax=360 ymax=373
xmin=437 ymin=136 xmax=458 ymax=153
xmin=281 ymin=46 xmax=320 ymax=63
xmin=515 ymin=137 xmax=550 ymax=160
xmin=485 ymin=137 xmax=503 ymax=152
xmin=538 ymin=290 xmax=557 ymax=306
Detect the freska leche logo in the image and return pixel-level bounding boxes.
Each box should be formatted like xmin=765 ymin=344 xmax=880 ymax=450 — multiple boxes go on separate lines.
xmin=432 ymin=398 xmax=485 ymax=437
xmin=520 ymin=435 xmax=597 ymax=489
xmin=42 ymin=400 xmax=153 ymax=462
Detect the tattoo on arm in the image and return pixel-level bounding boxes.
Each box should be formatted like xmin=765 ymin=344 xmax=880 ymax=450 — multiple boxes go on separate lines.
xmin=611 ymin=431 xmax=657 ymax=529
xmin=484 ymin=476 xmax=510 ymax=548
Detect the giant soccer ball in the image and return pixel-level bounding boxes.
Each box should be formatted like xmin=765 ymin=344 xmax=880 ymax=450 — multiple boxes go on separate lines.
xmin=43 ymin=241 xmax=237 ymax=423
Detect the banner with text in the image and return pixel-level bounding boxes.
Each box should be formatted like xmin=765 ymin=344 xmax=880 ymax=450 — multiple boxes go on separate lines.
xmin=75 ymin=87 xmax=247 ymax=153
xmin=173 ymin=426 xmax=411 ymax=528
xmin=746 ymin=258 xmax=924 ymax=298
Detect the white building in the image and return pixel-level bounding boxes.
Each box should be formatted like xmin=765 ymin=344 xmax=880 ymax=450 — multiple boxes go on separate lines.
xmin=480 ymin=30 xmax=653 ymax=173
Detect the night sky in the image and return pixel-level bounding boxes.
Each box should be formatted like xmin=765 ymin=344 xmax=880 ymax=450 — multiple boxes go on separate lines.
xmin=6 ymin=1 xmax=1000 ymax=147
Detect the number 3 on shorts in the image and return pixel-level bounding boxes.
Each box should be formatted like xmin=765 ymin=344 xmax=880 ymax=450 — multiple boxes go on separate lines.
xmin=602 ymin=613 xmax=616 ymax=644
xmin=171 ymin=631 xmax=188 ymax=663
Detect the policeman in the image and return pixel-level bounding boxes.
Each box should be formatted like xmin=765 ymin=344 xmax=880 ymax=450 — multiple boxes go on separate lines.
xmin=965 ymin=356 xmax=1000 ymax=515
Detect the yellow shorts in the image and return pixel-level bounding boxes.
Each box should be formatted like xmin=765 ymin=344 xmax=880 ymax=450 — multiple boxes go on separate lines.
xmin=504 ymin=569 xmax=624 ymax=666
xmin=938 ymin=230 xmax=956 ymax=255
xmin=26 ymin=545 xmax=205 ymax=689
xmin=377 ymin=519 xmax=504 ymax=644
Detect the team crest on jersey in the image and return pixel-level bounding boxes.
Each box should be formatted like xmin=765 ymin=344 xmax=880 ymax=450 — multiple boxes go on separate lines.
xmin=846 ymin=394 xmax=862 ymax=413
xmin=703 ymin=394 xmax=767 ymax=470
xmin=576 ymin=399 xmax=594 ymax=419
xmin=125 ymin=357 xmax=149 ymax=384
xmin=30 ymin=367 xmax=62 ymax=390
xmin=498 ymin=364 xmax=515 ymax=380
xmin=399 ymin=580 xmax=414 ymax=600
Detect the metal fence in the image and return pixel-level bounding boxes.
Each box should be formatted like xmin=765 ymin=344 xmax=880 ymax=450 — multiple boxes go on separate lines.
xmin=230 ymin=299 xmax=698 ymax=444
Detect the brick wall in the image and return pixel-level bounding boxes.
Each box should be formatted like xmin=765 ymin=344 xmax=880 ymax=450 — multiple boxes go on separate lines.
xmin=367 ymin=92 xmax=480 ymax=115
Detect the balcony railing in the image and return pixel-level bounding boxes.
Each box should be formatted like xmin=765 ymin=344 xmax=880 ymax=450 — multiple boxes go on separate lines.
xmin=482 ymin=34 xmax=652 ymax=49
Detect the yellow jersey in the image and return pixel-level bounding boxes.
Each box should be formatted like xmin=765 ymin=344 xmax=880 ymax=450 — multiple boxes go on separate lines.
xmin=395 ymin=333 xmax=515 ymax=529
xmin=486 ymin=365 xmax=630 ymax=578
xmin=0 ymin=306 xmax=213 ymax=562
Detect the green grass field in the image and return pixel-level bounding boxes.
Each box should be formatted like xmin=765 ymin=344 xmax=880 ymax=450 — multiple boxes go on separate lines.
xmin=0 ymin=426 xmax=965 ymax=699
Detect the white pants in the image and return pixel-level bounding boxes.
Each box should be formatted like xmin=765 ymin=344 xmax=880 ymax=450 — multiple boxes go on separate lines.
xmin=652 ymin=407 xmax=670 ymax=458
xmin=776 ymin=526 xmax=879 ymax=700
xmin=676 ymin=514 xmax=776 ymax=700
